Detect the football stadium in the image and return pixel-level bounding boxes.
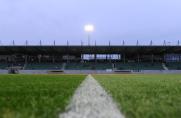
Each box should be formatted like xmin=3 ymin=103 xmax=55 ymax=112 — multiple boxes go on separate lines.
xmin=0 ymin=45 xmax=181 ymax=118
xmin=1 ymin=0 xmax=181 ymax=118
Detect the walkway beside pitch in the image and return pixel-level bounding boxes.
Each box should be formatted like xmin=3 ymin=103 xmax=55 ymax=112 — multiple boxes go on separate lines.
xmin=59 ymin=75 xmax=125 ymax=118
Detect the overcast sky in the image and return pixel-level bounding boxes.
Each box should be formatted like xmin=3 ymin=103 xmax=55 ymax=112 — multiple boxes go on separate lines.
xmin=0 ymin=0 xmax=181 ymax=45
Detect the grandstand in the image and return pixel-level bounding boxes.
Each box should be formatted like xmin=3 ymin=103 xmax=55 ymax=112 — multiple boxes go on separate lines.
xmin=65 ymin=62 xmax=112 ymax=70
xmin=165 ymin=62 xmax=181 ymax=70
xmin=0 ymin=63 xmax=9 ymax=69
xmin=0 ymin=45 xmax=181 ymax=73
xmin=25 ymin=63 xmax=63 ymax=70
xmin=115 ymin=62 xmax=163 ymax=70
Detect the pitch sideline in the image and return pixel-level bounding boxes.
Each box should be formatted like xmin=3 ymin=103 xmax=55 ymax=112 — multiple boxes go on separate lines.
xmin=59 ymin=74 xmax=125 ymax=118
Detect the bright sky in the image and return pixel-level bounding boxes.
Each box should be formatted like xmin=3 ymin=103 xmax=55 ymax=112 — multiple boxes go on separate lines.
xmin=0 ymin=0 xmax=181 ymax=45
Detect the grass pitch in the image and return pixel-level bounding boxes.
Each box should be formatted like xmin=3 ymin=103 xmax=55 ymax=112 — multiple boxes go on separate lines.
xmin=0 ymin=74 xmax=85 ymax=118
xmin=94 ymin=74 xmax=181 ymax=118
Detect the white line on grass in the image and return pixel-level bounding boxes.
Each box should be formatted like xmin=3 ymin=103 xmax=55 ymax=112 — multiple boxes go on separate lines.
xmin=59 ymin=74 xmax=125 ymax=118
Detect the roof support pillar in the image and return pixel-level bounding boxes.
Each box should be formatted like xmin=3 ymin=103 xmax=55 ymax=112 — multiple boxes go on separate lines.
xmin=38 ymin=55 xmax=41 ymax=63
xmin=94 ymin=54 xmax=97 ymax=63
xmin=151 ymin=54 xmax=154 ymax=64
xmin=67 ymin=54 xmax=69 ymax=63
xmin=25 ymin=55 xmax=28 ymax=64
xmin=137 ymin=54 xmax=140 ymax=71
xmin=123 ymin=54 xmax=126 ymax=64
xmin=137 ymin=54 xmax=140 ymax=63
xmin=52 ymin=55 xmax=55 ymax=63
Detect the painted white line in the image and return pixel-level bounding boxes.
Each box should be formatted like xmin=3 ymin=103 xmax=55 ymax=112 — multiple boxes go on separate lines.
xmin=59 ymin=75 xmax=125 ymax=118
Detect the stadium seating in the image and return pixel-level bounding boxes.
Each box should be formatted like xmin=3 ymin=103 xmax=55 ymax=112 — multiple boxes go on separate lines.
xmin=0 ymin=63 xmax=25 ymax=70
xmin=0 ymin=63 xmax=9 ymax=69
xmin=65 ymin=62 xmax=112 ymax=70
xmin=115 ymin=62 xmax=163 ymax=70
xmin=2 ymin=62 xmax=181 ymax=70
xmin=25 ymin=63 xmax=63 ymax=70
xmin=165 ymin=62 xmax=181 ymax=70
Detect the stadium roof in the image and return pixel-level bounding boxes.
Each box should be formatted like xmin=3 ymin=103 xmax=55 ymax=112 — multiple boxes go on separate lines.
xmin=0 ymin=45 xmax=181 ymax=55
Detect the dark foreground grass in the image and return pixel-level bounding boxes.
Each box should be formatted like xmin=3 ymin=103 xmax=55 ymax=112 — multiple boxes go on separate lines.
xmin=0 ymin=74 xmax=85 ymax=118
xmin=94 ymin=74 xmax=181 ymax=118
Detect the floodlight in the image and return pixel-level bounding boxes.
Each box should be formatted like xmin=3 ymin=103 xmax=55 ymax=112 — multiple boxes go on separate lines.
xmin=84 ymin=24 xmax=94 ymax=32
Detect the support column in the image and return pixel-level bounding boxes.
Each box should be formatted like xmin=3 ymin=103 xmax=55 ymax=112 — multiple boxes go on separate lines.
xmin=162 ymin=54 xmax=165 ymax=63
xmin=25 ymin=55 xmax=28 ymax=64
xmin=94 ymin=54 xmax=97 ymax=63
xmin=52 ymin=56 xmax=55 ymax=63
xmin=151 ymin=54 xmax=154 ymax=64
xmin=6 ymin=57 xmax=8 ymax=63
xmin=67 ymin=55 xmax=69 ymax=63
xmin=123 ymin=54 xmax=126 ymax=64
xmin=13 ymin=55 xmax=16 ymax=64
xmin=38 ymin=55 xmax=41 ymax=63
xmin=81 ymin=54 xmax=83 ymax=62
xmin=137 ymin=54 xmax=140 ymax=63
xmin=137 ymin=54 xmax=140 ymax=71
xmin=109 ymin=54 xmax=111 ymax=63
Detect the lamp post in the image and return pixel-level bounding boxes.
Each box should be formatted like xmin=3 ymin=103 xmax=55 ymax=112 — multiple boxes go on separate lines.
xmin=84 ymin=24 xmax=94 ymax=46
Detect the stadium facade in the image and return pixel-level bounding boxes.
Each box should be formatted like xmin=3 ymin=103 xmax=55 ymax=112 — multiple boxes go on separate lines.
xmin=0 ymin=45 xmax=181 ymax=73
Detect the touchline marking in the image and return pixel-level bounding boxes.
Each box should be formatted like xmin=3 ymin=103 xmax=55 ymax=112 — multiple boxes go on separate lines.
xmin=59 ymin=74 xmax=125 ymax=118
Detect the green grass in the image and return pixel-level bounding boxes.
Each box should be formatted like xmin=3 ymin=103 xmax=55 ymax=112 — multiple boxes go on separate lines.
xmin=0 ymin=74 xmax=85 ymax=118
xmin=94 ymin=74 xmax=181 ymax=118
